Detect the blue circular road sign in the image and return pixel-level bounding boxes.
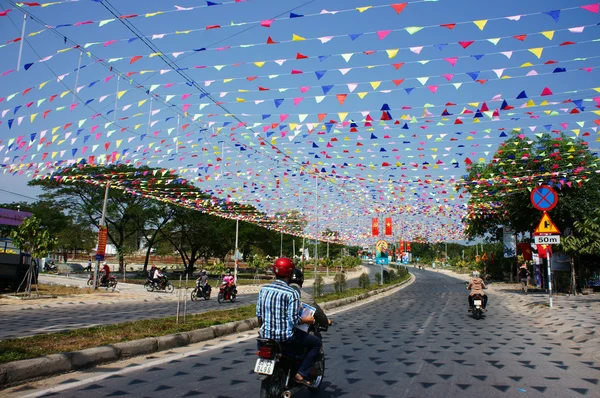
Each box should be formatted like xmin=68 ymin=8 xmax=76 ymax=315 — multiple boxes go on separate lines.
xmin=530 ymin=185 xmax=558 ymax=211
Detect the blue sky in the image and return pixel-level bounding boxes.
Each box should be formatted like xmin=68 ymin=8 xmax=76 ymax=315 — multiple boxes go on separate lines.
xmin=0 ymin=0 xmax=598 ymax=244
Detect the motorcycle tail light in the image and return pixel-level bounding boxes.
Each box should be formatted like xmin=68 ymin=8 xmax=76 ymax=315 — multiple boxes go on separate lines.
xmin=257 ymin=346 xmax=275 ymax=359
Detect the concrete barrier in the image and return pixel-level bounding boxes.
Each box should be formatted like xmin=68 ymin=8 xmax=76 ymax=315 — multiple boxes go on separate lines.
xmin=112 ymin=338 xmax=158 ymax=358
xmin=157 ymin=334 xmax=190 ymax=351
xmin=0 ymin=274 xmax=414 ymax=386
xmin=71 ymin=346 xmax=120 ymax=369
xmin=187 ymin=328 xmax=216 ymax=344
xmin=1 ymin=354 xmax=71 ymax=385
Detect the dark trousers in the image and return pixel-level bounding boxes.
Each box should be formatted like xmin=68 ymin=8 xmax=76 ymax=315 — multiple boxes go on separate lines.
xmin=469 ymin=294 xmax=488 ymax=308
xmin=284 ymin=330 xmax=321 ymax=378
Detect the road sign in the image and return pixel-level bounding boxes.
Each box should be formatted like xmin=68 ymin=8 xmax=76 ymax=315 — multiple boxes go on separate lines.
xmin=534 ymin=235 xmax=561 ymax=245
xmin=534 ymin=212 xmax=561 ymax=234
xmin=481 ymin=253 xmax=488 ymax=261
xmin=531 ymin=185 xmax=558 ymax=211
xmin=376 ymin=257 xmax=389 ymax=265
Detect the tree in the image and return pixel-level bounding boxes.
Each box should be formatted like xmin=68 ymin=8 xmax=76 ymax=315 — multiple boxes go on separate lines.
xmin=29 ymin=165 xmax=183 ymax=272
xmin=10 ymin=216 xmax=58 ymax=296
xmin=459 ymin=132 xmax=600 ymax=239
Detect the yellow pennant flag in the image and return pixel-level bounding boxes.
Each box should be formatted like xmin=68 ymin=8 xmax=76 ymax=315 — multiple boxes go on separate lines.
xmin=473 ymin=20 xmax=488 ymax=30
xmin=292 ymin=34 xmax=305 ymax=41
xmin=357 ymin=92 xmax=368 ymax=99
xmin=370 ymin=81 xmax=381 ymax=90
xmin=386 ymin=49 xmax=399 ymax=59
xmin=117 ymin=90 xmax=127 ymax=99
xmin=541 ymin=31 xmax=554 ymax=40
xmin=356 ymin=6 xmax=372 ymax=12
xmin=528 ymin=48 xmax=543 ymax=59
xmin=254 ymin=61 xmax=265 ymax=68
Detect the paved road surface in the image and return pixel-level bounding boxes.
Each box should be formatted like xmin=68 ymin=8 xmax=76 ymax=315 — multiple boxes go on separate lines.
xmin=0 ymin=263 xmax=379 ymax=339
xmin=4 ymin=269 xmax=598 ymax=397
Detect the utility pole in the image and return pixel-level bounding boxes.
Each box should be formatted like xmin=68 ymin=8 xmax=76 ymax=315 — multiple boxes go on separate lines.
xmin=234 ymin=219 xmax=239 ymax=284
xmin=94 ymin=183 xmax=110 ymax=290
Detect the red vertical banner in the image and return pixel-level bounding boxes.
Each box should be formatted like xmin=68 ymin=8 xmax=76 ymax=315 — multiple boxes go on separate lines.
xmin=407 ymin=242 xmax=411 ymax=252
xmin=384 ymin=217 xmax=393 ymax=236
xmin=371 ymin=218 xmax=379 ymax=237
xmin=96 ymin=226 xmax=108 ymax=260
xmin=399 ymin=240 xmax=405 ymax=252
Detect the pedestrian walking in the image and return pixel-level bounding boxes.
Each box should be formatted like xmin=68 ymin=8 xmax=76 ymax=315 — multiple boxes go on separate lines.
xmin=519 ymin=264 xmax=531 ymax=295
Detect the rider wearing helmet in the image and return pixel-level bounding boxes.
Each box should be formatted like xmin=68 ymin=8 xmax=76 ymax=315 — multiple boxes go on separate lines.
xmin=467 ymin=270 xmax=488 ymax=311
xmin=197 ymin=269 xmax=210 ymax=296
xmin=256 ymin=257 xmax=321 ymax=387
xmin=289 ymin=268 xmax=332 ymax=328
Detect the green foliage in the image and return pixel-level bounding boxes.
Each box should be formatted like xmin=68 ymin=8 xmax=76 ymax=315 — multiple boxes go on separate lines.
xmin=10 ymin=216 xmax=57 ymax=260
xmin=562 ymin=207 xmax=600 ymax=255
xmin=333 ymin=272 xmax=347 ymax=293
xmin=459 ymin=132 xmax=600 ymax=239
xmin=313 ymin=275 xmax=324 ymax=297
xmin=340 ymin=256 xmax=361 ymax=269
xmin=358 ymin=272 xmax=371 ymax=288
xmin=374 ymin=272 xmax=382 ymax=284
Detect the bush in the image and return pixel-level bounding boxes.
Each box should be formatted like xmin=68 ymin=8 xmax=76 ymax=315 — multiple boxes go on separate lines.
xmin=386 ymin=270 xmax=396 ymax=283
xmin=333 ymin=272 xmax=347 ymax=293
xmin=358 ymin=272 xmax=370 ymax=289
xmin=374 ymin=272 xmax=382 ymax=284
xmin=313 ymin=275 xmax=324 ymax=297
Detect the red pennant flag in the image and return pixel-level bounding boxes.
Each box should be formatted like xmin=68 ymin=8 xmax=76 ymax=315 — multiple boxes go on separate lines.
xmin=441 ymin=23 xmax=456 ymax=29
xmin=296 ymin=53 xmax=308 ymax=59
xmin=385 ymin=217 xmax=393 ymax=236
xmin=130 ymin=55 xmax=143 ymax=64
xmin=458 ymin=41 xmax=474 ymax=49
xmin=372 ymin=218 xmax=379 ymax=237
xmin=266 ymin=36 xmax=278 ymax=44
xmin=513 ymin=34 xmax=527 ymax=41
xmin=336 ymin=94 xmax=347 ymax=105
xmin=392 ymin=63 xmax=404 ymax=70
xmin=391 ymin=3 xmax=407 ymax=14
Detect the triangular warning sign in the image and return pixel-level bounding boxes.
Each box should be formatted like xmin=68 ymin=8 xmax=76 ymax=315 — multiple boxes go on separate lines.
xmin=534 ymin=212 xmax=560 ymax=234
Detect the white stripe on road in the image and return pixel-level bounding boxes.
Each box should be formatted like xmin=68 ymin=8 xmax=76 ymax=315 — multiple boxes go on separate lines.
xmin=416 ymin=311 xmax=436 ymax=335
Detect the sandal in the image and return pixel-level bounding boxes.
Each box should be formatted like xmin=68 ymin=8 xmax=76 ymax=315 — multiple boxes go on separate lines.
xmin=295 ymin=375 xmax=312 ymax=387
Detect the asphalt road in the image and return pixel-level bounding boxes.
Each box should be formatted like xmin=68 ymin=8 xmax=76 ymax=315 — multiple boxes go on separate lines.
xmin=0 ymin=263 xmax=379 ymax=339
xmin=5 ymin=268 xmax=598 ymax=397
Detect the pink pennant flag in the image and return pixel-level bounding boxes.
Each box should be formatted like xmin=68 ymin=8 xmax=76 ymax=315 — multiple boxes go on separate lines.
xmin=293 ymin=97 xmax=303 ymax=105
xmin=104 ymin=40 xmax=118 ymax=47
xmin=377 ymin=30 xmax=392 ymax=40
xmin=541 ymin=87 xmax=553 ymax=96
xmin=444 ymin=57 xmax=457 ymax=66
xmin=427 ymin=85 xmax=439 ymax=93
xmin=299 ymin=86 xmax=310 ymax=93
xmin=442 ymin=74 xmax=454 ymax=81
xmin=580 ymin=3 xmax=599 ymax=13
xmin=260 ymin=19 xmax=274 ymax=27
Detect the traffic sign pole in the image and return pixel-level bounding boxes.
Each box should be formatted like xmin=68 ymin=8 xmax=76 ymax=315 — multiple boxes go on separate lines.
xmin=547 ymin=251 xmax=552 ymax=308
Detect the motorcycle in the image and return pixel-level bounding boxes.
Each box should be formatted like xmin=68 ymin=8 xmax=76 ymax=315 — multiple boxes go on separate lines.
xmin=255 ymin=321 xmax=327 ymax=397
xmin=217 ymin=281 xmax=237 ymax=303
xmin=191 ymin=281 xmax=211 ymax=301
xmin=470 ymin=293 xmax=485 ymax=319
xmin=144 ymin=276 xmax=175 ymax=293
xmin=87 ymin=274 xmax=118 ymax=290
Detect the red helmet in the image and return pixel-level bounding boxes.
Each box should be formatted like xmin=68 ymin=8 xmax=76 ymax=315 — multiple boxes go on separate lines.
xmin=273 ymin=257 xmax=295 ymax=278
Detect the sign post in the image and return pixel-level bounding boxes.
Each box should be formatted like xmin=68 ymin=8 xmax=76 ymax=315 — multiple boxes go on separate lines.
xmin=531 ymin=185 xmax=559 ymax=308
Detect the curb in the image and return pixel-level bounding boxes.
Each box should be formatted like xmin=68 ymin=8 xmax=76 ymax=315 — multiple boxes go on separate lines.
xmin=0 ymin=274 xmax=413 ymax=387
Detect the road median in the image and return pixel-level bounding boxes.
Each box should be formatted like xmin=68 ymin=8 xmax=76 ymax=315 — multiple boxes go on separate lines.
xmin=0 ymin=272 xmax=413 ymax=387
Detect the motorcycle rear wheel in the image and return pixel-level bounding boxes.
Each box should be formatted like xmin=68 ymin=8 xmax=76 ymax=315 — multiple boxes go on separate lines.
xmin=230 ymin=293 xmax=236 ymax=303
xmin=87 ymin=279 xmax=93 ymax=286
xmin=308 ymin=348 xmax=325 ymax=392
xmin=204 ymin=291 xmax=211 ymax=300
xmin=260 ymin=369 xmax=285 ymax=398
xmin=108 ymin=280 xmax=117 ymax=290
xmin=474 ymin=308 xmax=482 ymax=320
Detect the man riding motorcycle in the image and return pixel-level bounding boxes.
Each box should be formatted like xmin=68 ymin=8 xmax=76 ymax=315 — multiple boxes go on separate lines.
xmin=100 ymin=262 xmax=110 ymax=286
xmin=467 ymin=270 xmax=488 ymax=312
xmin=197 ymin=269 xmax=210 ymax=296
xmin=256 ymin=257 xmax=321 ymax=387
xmin=222 ymin=270 xmax=235 ymax=295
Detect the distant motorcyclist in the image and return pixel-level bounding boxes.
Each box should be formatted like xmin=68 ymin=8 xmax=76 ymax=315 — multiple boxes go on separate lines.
xmin=153 ymin=267 xmax=164 ymax=288
xmin=223 ymin=270 xmax=235 ymax=294
xmin=197 ymin=269 xmax=210 ymax=295
xmin=100 ymin=262 xmax=110 ymax=285
xmin=467 ymin=270 xmax=488 ymax=312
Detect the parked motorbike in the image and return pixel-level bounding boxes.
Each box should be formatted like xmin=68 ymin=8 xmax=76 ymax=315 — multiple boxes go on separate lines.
xmin=255 ymin=321 xmax=327 ymax=397
xmin=87 ymin=274 xmax=118 ymax=290
xmin=217 ymin=282 xmax=237 ymax=303
xmin=191 ymin=281 xmax=211 ymax=301
xmin=144 ymin=276 xmax=174 ymax=293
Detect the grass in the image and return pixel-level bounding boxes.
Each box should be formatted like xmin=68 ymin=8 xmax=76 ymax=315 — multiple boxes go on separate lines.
xmin=0 ymin=273 xmax=411 ymax=364
xmin=0 ymin=305 xmax=256 ymax=364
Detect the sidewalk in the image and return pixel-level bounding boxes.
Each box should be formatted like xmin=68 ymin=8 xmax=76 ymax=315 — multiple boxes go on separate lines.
xmin=435 ymin=267 xmax=600 ymax=361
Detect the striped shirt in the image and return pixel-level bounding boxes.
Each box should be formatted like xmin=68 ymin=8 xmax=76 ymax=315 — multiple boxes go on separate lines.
xmin=256 ymin=280 xmax=301 ymax=341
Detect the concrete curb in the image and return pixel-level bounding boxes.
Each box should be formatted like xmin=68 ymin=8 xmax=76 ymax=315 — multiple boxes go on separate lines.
xmin=0 ymin=274 xmax=413 ymax=387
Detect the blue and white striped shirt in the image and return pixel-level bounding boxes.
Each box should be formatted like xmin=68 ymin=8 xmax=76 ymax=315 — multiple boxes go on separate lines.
xmin=256 ymin=280 xmax=301 ymax=341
